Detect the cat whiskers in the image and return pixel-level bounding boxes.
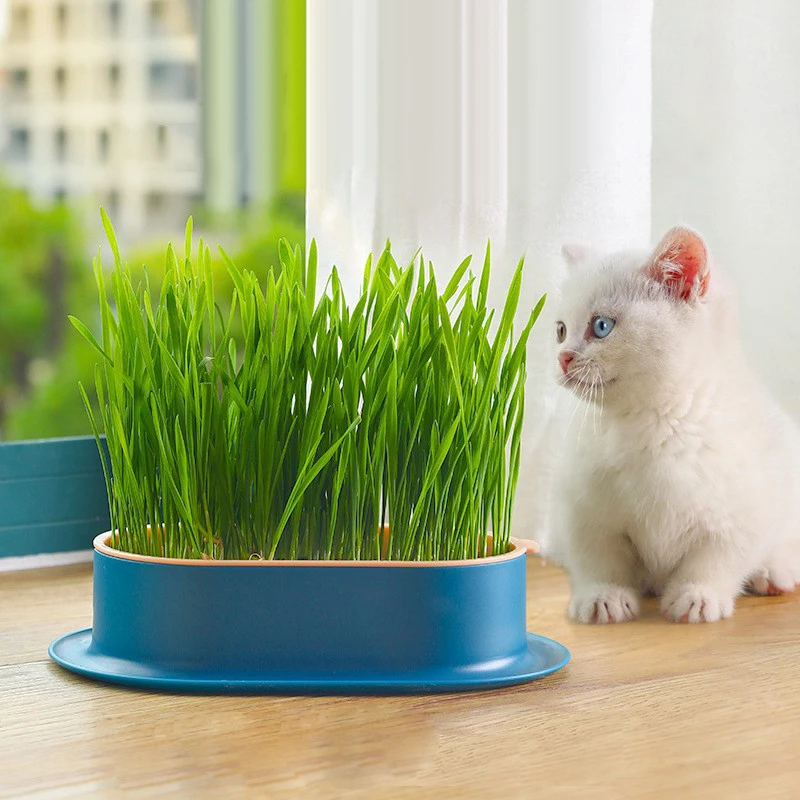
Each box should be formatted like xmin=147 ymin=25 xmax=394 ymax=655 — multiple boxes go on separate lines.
xmin=598 ymin=369 xmax=607 ymax=431
xmin=561 ymin=361 xmax=595 ymax=441
xmin=586 ymin=364 xmax=607 ymax=440
xmin=594 ymin=371 xmax=604 ymax=437
xmin=559 ymin=360 xmax=606 ymax=444
xmin=578 ymin=369 xmax=596 ymax=444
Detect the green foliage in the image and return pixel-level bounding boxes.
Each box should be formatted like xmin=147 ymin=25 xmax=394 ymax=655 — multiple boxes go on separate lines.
xmin=0 ymin=179 xmax=95 ymax=439
xmin=3 ymin=334 xmax=101 ymax=440
xmin=72 ymin=216 xmax=544 ymax=562
xmin=0 ymin=186 xmax=304 ymax=442
xmin=125 ymin=202 xmax=304 ymax=313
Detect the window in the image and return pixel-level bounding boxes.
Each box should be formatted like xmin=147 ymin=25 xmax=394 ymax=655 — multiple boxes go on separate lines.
xmin=98 ymin=129 xmax=110 ymax=162
xmin=9 ymin=3 xmax=30 ymax=39
xmin=148 ymin=61 xmax=196 ymax=101
xmin=54 ymin=67 xmax=67 ymax=100
xmin=8 ymin=128 xmax=30 ymax=160
xmin=108 ymin=63 xmax=122 ymax=99
xmin=9 ymin=68 xmax=30 ymax=100
xmin=104 ymin=189 xmax=120 ymax=220
xmin=108 ymin=0 xmax=122 ymax=35
xmin=148 ymin=0 xmax=194 ymax=36
xmin=149 ymin=0 xmax=167 ymax=34
xmin=156 ymin=124 xmax=168 ymax=158
xmin=55 ymin=2 xmax=69 ymax=38
xmin=158 ymin=123 xmax=197 ymax=167
xmin=54 ymin=127 xmax=68 ymax=162
xmin=145 ymin=191 xmax=165 ymax=216
xmin=187 ymin=0 xmax=200 ymax=30
xmin=0 ymin=0 xmax=306 ymax=565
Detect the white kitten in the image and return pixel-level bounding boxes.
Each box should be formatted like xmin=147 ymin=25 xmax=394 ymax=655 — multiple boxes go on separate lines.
xmin=552 ymin=226 xmax=800 ymax=624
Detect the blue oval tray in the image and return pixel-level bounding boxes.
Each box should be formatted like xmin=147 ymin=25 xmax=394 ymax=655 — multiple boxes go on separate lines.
xmin=49 ymin=629 xmax=569 ymax=694
xmin=49 ymin=535 xmax=570 ymax=695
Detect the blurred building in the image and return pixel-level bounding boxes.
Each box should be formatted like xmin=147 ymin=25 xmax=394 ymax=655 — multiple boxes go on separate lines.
xmin=0 ymin=0 xmax=305 ymax=244
xmin=0 ymin=0 xmax=202 ymax=242
xmin=201 ymin=1 xmax=305 ymax=219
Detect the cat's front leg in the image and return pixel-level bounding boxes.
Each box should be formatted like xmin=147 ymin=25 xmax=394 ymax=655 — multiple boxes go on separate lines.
xmin=567 ymin=526 xmax=641 ymax=625
xmin=661 ymin=536 xmax=746 ymax=623
xmin=569 ymin=581 xmax=640 ymax=624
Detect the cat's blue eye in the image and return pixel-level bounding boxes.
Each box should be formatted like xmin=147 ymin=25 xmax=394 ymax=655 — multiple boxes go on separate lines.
xmin=591 ymin=316 xmax=615 ymax=339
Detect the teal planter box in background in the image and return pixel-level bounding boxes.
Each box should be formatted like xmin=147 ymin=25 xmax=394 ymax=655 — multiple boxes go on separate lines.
xmin=0 ymin=437 xmax=110 ymax=558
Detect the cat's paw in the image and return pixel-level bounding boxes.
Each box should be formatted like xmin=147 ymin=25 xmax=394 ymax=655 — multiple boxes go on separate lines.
xmin=747 ymin=564 xmax=800 ymax=596
xmin=661 ymin=583 xmax=734 ymax=623
xmin=569 ymin=584 xmax=640 ymax=624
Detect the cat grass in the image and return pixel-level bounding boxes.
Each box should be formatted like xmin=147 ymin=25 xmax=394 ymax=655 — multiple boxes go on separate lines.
xmin=70 ymin=212 xmax=545 ymax=561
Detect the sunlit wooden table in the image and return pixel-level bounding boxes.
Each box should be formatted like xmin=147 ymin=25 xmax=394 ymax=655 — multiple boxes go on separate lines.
xmin=2 ymin=556 xmax=799 ymax=798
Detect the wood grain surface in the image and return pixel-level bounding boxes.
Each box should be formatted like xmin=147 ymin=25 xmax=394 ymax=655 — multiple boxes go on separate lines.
xmin=1 ymin=557 xmax=798 ymax=799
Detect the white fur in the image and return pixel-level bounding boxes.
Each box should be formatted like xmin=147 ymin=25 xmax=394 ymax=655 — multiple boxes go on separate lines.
xmin=550 ymin=228 xmax=800 ymax=624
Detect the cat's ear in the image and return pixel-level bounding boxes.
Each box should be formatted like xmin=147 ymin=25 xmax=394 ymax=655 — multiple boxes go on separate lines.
xmin=561 ymin=244 xmax=598 ymax=269
xmin=646 ymin=226 xmax=710 ymax=301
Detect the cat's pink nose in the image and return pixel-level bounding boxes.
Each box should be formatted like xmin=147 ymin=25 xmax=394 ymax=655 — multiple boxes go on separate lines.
xmin=558 ymin=352 xmax=575 ymax=374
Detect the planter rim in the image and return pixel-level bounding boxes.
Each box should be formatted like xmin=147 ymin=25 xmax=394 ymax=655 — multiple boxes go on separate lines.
xmin=93 ymin=531 xmax=538 ymax=567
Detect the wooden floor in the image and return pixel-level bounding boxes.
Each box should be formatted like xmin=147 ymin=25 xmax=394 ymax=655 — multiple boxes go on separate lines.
xmin=2 ymin=558 xmax=799 ymax=799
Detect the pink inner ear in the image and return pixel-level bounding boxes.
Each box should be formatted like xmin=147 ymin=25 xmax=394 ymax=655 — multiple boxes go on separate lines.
xmin=647 ymin=227 xmax=709 ymax=300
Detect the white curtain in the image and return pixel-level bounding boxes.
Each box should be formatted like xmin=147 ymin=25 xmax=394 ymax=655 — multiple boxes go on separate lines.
xmin=652 ymin=0 xmax=800 ymax=419
xmin=307 ymin=0 xmax=652 ymax=544
xmin=308 ymin=0 xmax=800 ymax=542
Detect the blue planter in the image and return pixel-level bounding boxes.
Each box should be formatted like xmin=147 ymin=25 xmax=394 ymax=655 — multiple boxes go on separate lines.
xmin=49 ymin=534 xmax=569 ymax=694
